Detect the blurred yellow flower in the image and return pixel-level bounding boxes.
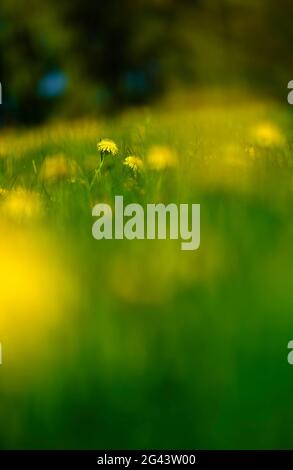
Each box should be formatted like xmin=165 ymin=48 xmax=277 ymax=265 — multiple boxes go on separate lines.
xmin=146 ymin=145 xmax=178 ymax=170
xmin=251 ymin=122 xmax=285 ymax=147
xmin=123 ymin=156 xmax=143 ymax=172
xmin=40 ymin=154 xmax=79 ymax=183
xmin=97 ymin=139 xmax=118 ymax=156
xmin=0 ymin=225 xmax=78 ymax=372
xmin=1 ymin=188 xmax=43 ymax=221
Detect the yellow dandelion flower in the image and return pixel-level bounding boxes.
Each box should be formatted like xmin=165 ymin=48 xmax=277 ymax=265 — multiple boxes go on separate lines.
xmin=40 ymin=154 xmax=79 ymax=183
xmin=146 ymin=145 xmax=178 ymax=170
xmin=97 ymin=138 xmax=118 ymax=156
xmin=123 ymin=156 xmax=143 ymax=172
xmin=251 ymin=122 xmax=285 ymax=147
xmin=1 ymin=188 xmax=43 ymax=221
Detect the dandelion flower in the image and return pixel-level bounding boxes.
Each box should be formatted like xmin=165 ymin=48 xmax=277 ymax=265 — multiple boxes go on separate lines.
xmin=123 ymin=156 xmax=143 ymax=173
xmin=97 ymin=139 xmax=118 ymax=156
xmin=91 ymin=139 xmax=118 ymax=187
xmin=251 ymin=122 xmax=285 ymax=147
xmin=146 ymin=145 xmax=177 ymax=170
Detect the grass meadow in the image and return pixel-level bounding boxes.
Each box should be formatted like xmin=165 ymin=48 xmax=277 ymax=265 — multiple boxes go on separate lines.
xmin=1 ymin=94 xmax=293 ymax=449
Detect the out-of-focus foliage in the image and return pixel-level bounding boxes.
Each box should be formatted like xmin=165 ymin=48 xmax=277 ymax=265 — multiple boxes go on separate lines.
xmin=0 ymin=0 xmax=292 ymax=122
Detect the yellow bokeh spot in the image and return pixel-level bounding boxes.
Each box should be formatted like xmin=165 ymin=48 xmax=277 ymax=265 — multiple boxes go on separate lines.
xmin=250 ymin=122 xmax=285 ymax=147
xmin=146 ymin=145 xmax=178 ymax=170
xmin=0 ymin=224 xmax=77 ymax=374
xmin=1 ymin=188 xmax=43 ymax=221
xmin=40 ymin=154 xmax=80 ymax=183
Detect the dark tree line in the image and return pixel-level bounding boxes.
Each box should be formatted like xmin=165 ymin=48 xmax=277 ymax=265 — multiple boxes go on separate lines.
xmin=0 ymin=0 xmax=292 ymax=123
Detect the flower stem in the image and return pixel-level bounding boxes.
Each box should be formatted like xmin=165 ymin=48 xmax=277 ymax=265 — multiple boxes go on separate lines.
xmin=90 ymin=154 xmax=104 ymax=189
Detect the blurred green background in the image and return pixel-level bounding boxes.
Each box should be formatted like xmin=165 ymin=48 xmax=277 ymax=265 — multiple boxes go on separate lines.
xmin=0 ymin=0 xmax=293 ymax=452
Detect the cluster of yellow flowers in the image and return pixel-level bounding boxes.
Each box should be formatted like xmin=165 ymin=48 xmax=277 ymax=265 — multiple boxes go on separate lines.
xmin=97 ymin=138 xmax=178 ymax=173
xmin=0 ymin=138 xmax=179 ymax=221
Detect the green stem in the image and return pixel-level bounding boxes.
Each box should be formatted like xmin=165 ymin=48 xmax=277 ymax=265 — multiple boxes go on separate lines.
xmin=90 ymin=153 xmax=104 ymax=190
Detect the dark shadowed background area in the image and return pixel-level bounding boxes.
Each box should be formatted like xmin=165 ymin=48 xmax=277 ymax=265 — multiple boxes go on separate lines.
xmin=0 ymin=0 xmax=292 ymax=123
